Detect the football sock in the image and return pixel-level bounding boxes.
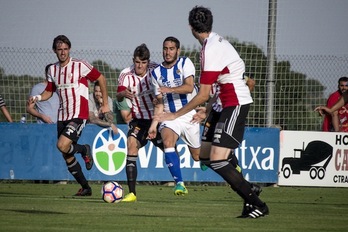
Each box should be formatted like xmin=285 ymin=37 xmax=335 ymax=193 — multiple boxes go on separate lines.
xmin=164 ymin=148 xmax=183 ymax=183
xmin=67 ymin=157 xmax=89 ymax=189
xmin=125 ymin=155 xmax=137 ymax=195
xmin=210 ymin=159 xmax=264 ymax=207
xmin=67 ymin=144 xmax=86 ymax=156
xmin=228 ymin=151 xmax=242 ymax=173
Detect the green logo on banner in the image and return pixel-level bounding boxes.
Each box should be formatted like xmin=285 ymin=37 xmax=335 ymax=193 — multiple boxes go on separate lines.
xmin=92 ymin=128 xmax=127 ymax=175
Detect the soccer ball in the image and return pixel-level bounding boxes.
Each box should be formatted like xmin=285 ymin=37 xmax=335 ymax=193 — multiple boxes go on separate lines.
xmin=102 ymin=181 xmax=124 ymax=203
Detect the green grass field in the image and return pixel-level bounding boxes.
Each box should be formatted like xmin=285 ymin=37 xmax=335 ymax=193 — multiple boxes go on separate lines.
xmin=0 ymin=182 xmax=347 ymax=232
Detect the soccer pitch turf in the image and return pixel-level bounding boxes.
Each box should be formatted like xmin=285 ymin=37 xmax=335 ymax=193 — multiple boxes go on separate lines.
xmin=0 ymin=182 xmax=346 ymax=232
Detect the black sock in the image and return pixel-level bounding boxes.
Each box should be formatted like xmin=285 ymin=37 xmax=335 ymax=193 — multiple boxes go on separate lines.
xmin=228 ymin=151 xmax=239 ymax=168
xmin=210 ymin=159 xmax=264 ymax=207
xmin=126 ymin=156 xmax=137 ymax=195
xmin=67 ymin=157 xmax=89 ymax=189
xmin=67 ymin=144 xmax=86 ymax=156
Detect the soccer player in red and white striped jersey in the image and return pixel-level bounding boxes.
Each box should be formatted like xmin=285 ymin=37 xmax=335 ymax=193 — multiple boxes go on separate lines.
xmin=29 ymin=35 xmax=111 ymax=196
xmin=117 ymin=44 xmax=164 ymax=202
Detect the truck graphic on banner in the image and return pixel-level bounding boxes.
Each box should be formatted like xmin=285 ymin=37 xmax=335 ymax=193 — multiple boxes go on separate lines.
xmin=281 ymin=140 xmax=333 ymax=180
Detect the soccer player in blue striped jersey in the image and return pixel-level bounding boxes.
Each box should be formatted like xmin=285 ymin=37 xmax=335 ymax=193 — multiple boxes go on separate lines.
xmin=156 ymin=7 xmax=269 ymax=219
xmin=148 ymin=36 xmax=201 ymax=196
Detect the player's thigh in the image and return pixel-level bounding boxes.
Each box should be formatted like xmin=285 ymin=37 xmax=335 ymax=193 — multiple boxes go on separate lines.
xmin=127 ymin=119 xmax=150 ymax=149
xmin=57 ymin=135 xmax=73 ymax=153
xmin=200 ymin=141 xmax=212 ymax=159
xmin=160 ymin=127 xmax=178 ymax=148
xmin=210 ymin=145 xmax=231 ymax=161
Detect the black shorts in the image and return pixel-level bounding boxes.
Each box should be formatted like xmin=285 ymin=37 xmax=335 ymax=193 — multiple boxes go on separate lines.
xmin=57 ymin=118 xmax=87 ymax=143
xmin=201 ymin=109 xmax=221 ymax=142
xmin=128 ymin=118 xmax=164 ymax=150
xmin=205 ymin=104 xmax=250 ymax=149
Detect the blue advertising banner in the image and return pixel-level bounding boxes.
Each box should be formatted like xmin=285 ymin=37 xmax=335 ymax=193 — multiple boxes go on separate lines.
xmin=0 ymin=123 xmax=279 ymax=183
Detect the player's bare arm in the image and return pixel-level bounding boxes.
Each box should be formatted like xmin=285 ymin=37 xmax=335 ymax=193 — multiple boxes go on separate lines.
xmin=331 ymin=111 xmax=340 ymax=132
xmin=96 ymin=74 xmax=110 ymax=113
xmin=158 ymin=76 xmax=195 ymax=94
xmin=26 ymin=100 xmax=54 ymax=123
xmin=147 ymin=95 xmax=164 ymax=139
xmin=156 ymin=84 xmax=211 ymax=122
xmin=116 ymin=89 xmax=133 ymax=102
xmin=28 ymin=90 xmax=53 ymax=104
xmin=191 ymin=92 xmax=217 ymax=123
xmin=315 ymin=96 xmax=345 ymax=115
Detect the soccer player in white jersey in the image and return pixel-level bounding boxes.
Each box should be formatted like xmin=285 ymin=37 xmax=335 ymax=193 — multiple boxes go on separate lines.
xmin=28 ymin=35 xmax=111 ymax=196
xmin=148 ymin=36 xmax=201 ymax=196
xmin=156 ymin=6 xmax=269 ymax=218
xmin=117 ymin=44 xmax=165 ymax=202
xmin=193 ymin=77 xmax=262 ymax=217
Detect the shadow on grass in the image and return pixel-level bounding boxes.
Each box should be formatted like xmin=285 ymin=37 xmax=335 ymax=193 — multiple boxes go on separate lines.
xmin=1 ymin=209 xmax=67 ymax=215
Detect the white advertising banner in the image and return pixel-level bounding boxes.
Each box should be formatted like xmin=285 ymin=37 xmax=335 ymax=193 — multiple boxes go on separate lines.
xmin=279 ymin=130 xmax=348 ymax=187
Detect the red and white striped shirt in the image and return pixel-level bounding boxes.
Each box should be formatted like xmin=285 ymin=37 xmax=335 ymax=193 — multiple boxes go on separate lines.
xmin=46 ymin=58 xmax=101 ymax=121
xmin=117 ymin=63 xmax=158 ymax=120
xmin=200 ymin=32 xmax=253 ymax=108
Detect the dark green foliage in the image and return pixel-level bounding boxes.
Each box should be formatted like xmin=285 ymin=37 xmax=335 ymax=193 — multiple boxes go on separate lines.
xmin=0 ymin=39 xmax=327 ymax=129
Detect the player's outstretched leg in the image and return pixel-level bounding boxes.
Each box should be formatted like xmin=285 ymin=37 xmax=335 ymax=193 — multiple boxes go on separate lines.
xmin=210 ymin=159 xmax=269 ymax=219
xmin=122 ymin=155 xmax=138 ymax=202
xmin=66 ymin=157 xmax=92 ymax=196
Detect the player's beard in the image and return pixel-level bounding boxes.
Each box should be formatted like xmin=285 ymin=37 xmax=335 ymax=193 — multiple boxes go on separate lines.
xmin=164 ymin=54 xmax=178 ymax=67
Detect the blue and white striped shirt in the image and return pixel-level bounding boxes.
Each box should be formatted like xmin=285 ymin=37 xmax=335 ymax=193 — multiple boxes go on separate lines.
xmin=151 ymin=57 xmax=197 ymax=113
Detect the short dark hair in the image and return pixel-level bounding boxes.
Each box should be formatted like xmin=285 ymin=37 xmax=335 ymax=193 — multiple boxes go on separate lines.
xmin=52 ymin=35 xmax=71 ymax=50
xmin=338 ymin=76 xmax=348 ymax=83
xmin=133 ymin=43 xmax=150 ymax=61
xmin=163 ymin=36 xmax=180 ymax=49
xmin=188 ymin=6 xmax=213 ymax=33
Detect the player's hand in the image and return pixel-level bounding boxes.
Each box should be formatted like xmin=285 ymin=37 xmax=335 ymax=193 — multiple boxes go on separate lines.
xmin=158 ymin=86 xmax=173 ymax=94
xmin=191 ymin=107 xmax=207 ymax=123
xmin=154 ymin=112 xmax=176 ymax=122
xmin=314 ymin=106 xmax=329 ymax=116
xmin=120 ymin=89 xmax=134 ymax=99
xmin=99 ymin=105 xmax=110 ymax=114
xmin=147 ymin=125 xmax=157 ymax=140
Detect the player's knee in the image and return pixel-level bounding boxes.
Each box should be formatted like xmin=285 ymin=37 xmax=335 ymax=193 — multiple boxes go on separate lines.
xmin=56 ymin=141 xmax=69 ymax=154
xmin=163 ymin=140 xmax=176 ymax=149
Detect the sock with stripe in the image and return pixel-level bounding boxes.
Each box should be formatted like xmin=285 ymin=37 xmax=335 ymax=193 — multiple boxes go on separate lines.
xmin=164 ymin=148 xmax=183 ymax=183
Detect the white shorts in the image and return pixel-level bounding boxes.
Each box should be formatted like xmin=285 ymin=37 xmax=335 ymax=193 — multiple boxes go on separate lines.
xmin=159 ymin=111 xmax=201 ymax=149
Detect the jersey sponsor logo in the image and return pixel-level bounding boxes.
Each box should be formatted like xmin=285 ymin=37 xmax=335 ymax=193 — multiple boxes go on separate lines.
xmin=56 ymin=83 xmax=78 ymax=89
xmin=92 ymin=128 xmax=127 ymax=175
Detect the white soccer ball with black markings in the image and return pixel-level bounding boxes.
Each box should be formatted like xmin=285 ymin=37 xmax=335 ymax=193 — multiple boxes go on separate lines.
xmin=102 ymin=181 xmax=124 ymax=203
